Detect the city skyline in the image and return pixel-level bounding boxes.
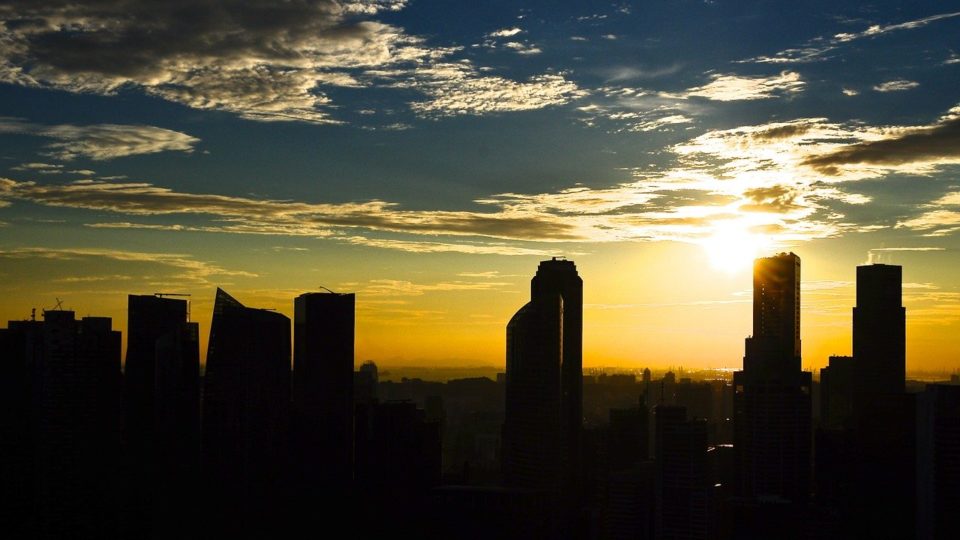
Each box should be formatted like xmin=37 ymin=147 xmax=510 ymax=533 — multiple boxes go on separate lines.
xmin=2 ymin=2 xmax=960 ymax=372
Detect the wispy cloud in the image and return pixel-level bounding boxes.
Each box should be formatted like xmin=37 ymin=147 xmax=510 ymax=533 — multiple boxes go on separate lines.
xmin=0 ymin=246 xmax=256 ymax=285
xmin=680 ymin=71 xmax=805 ymax=101
xmin=741 ymin=11 xmax=960 ymax=64
xmin=0 ymin=118 xmax=199 ymax=160
xmin=873 ymin=79 xmax=919 ymax=93
xmin=487 ymin=27 xmax=523 ymax=38
xmin=801 ymin=105 xmax=960 ymax=176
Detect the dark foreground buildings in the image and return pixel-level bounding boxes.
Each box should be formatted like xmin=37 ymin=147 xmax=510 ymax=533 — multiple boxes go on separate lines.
xmin=4 ymin=256 xmax=960 ymax=539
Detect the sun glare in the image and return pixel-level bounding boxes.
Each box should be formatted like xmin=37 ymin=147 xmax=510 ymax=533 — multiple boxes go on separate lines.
xmin=701 ymin=223 xmax=771 ymax=274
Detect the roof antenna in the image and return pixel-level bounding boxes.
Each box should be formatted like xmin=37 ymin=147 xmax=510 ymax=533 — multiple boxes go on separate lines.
xmin=318 ymin=285 xmax=337 ymax=294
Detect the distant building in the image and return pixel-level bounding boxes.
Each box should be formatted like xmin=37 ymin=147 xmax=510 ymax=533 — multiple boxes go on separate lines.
xmin=853 ymin=264 xmax=905 ymax=399
xmin=655 ymin=405 xmax=711 ymax=540
xmin=201 ymin=288 xmax=290 ymax=534
xmin=734 ymin=253 xmax=811 ymax=503
xmin=819 ymin=355 xmax=854 ymax=429
xmin=292 ymin=291 xmax=355 ymax=490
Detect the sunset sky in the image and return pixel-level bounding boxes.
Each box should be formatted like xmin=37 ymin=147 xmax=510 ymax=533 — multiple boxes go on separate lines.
xmin=1 ymin=1 xmax=959 ymax=373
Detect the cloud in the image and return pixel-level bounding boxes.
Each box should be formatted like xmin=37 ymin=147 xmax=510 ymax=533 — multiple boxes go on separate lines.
xmin=404 ymin=63 xmax=586 ymax=117
xmin=897 ymin=190 xmax=960 ymax=236
xmin=873 ymin=79 xmax=919 ymax=92
xmin=741 ymin=11 xmax=960 ymax=64
xmin=0 ymin=2 xmax=578 ymax=123
xmin=0 ymin=246 xmax=256 ymax=285
xmin=801 ymin=107 xmax=960 ymax=175
xmin=0 ymin=177 xmax=581 ymax=242
xmin=0 ymin=118 xmax=199 ymax=160
xmin=488 ymin=28 xmax=523 ymax=38
xmin=681 ymin=71 xmax=805 ymax=101
xmin=359 ymin=278 xmax=511 ymax=297
xmin=11 ymin=162 xmax=63 ymax=173
xmin=0 ymin=1 xmax=461 ymax=123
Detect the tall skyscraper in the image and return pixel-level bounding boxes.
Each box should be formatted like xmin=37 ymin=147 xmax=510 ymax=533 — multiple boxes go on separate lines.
xmin=853 ymin=264 xmax=905 ymax=397
xmin=202 ymin=288 xmax=290 ymax=534
xmin=1 ymin=311 xmax=121 ymax=539
xmin=502 ymin=292 xmax=564 ymax=491
xmin=734 ymin=253 xmax=811 ymax=503
xmin=531 ymin=257 xmax=584 ymax=483
xmin=292 ymin=291 xmax=355 ymax=490
xmin=501 ymin=257 xmax=583 ymax=535
xmin=122 ymin=294 xmax=194 ymax=536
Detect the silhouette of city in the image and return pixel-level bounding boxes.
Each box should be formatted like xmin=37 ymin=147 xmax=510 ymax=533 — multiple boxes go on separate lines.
xmin=1 ymin=254 xmax=959 ymax=539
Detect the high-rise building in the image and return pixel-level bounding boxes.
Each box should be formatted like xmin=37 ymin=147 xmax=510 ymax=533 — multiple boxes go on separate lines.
xmin=292 ymin=291 xmax=355 ymax=490
xmin=1 ymin=311 xmax=121 ymax=539
xmin=121 ymin=294 xmax=194 ymax=536
xmin=655 ymin=405 xmax=711 ymax=540
xmin=734 ymin=253 xmax=811 ymax=503
xmin=819 ymin=355 xmax=854 ymax=429
xmin=202 ymin=288 xmax=290 ymax=534
xmin=531 ymin=258 xmax=584 ymax=487
xmin=502 ymin=292 xmax=564 ymax=491
xmin=853 ymin=264 xmax=905 ymax=398
xmin=917 ymin=384 xmax=960 ymax=540
xmin=152 ymin=320 xmax=200 ymax=537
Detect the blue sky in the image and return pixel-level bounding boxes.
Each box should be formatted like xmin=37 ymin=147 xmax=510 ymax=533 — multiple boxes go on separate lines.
xmin=1 ymin=1 xmax=959 ymax=370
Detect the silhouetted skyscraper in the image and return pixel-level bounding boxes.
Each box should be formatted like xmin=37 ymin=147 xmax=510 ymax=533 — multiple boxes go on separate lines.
xmin=853 ymin=264 xmax=905 ymax=398
xmin=124 ymin=295 xmax=187 ymax=452
xmin=122 ymin=294 xmax=194 ymax=536
xmin=292 ymin=291 xmax=355 ymax=489
xmin=152 ymin=320 xmax=200 ymax=537
xmin=734 ymin=253 xmax=811 ymax=503
xmin=531 ymin=258 xmax=584 ymax=488
xmin=502 ymin=291 xmax=564 ymax=491
xmin=1 ymin=311 xmax=121 ymax=539
xmin=202 ymin=288 xmax=290 ymax=535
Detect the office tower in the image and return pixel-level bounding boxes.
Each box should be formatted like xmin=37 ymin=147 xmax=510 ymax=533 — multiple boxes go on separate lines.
xmin=121 ymin=294 xmax=193 ymax=535
xmin=152 ymin=320 xmax=200 ymax=537
xmin=917 ymin=384 xmax=960 ymax=540
xmin=531 ymin=257 xmax=584 ymax=484
xmin=292 ymin=291 xmax=355 ymax=490
xmin=608 ymin=405 xmax=650 ymax=471
xmin=733 ymin=253 xmax=812 ymax=503
xmin=502 ymin=291 xmax=564 ymax=491
xmin=355 ymin=360 xmax=379 ymax=404
xmin=655 ymin=405 xmax=710 ymax=540
xmin=1 ymin=311 xmax=121 ymax=539
xmin=818 ymin=355 xmax=854 ymax=429
xmin=354 ymin=400 xmax=442 ymax=537
xmin=0 ymin=318 xmax=40 ymax=536
xmin=853 ymin=264 xmax=905 ymax=398
xmin=202 ymin=288 xmax=290 ymax=534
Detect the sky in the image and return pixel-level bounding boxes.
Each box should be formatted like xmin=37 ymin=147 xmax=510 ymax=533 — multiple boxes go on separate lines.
xmin=1 ymin=1 xmax=959 ymax=374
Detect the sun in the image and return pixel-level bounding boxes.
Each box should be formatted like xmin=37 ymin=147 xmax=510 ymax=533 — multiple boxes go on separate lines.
xmin=701 ymin=222 xmax=771 ymax=274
